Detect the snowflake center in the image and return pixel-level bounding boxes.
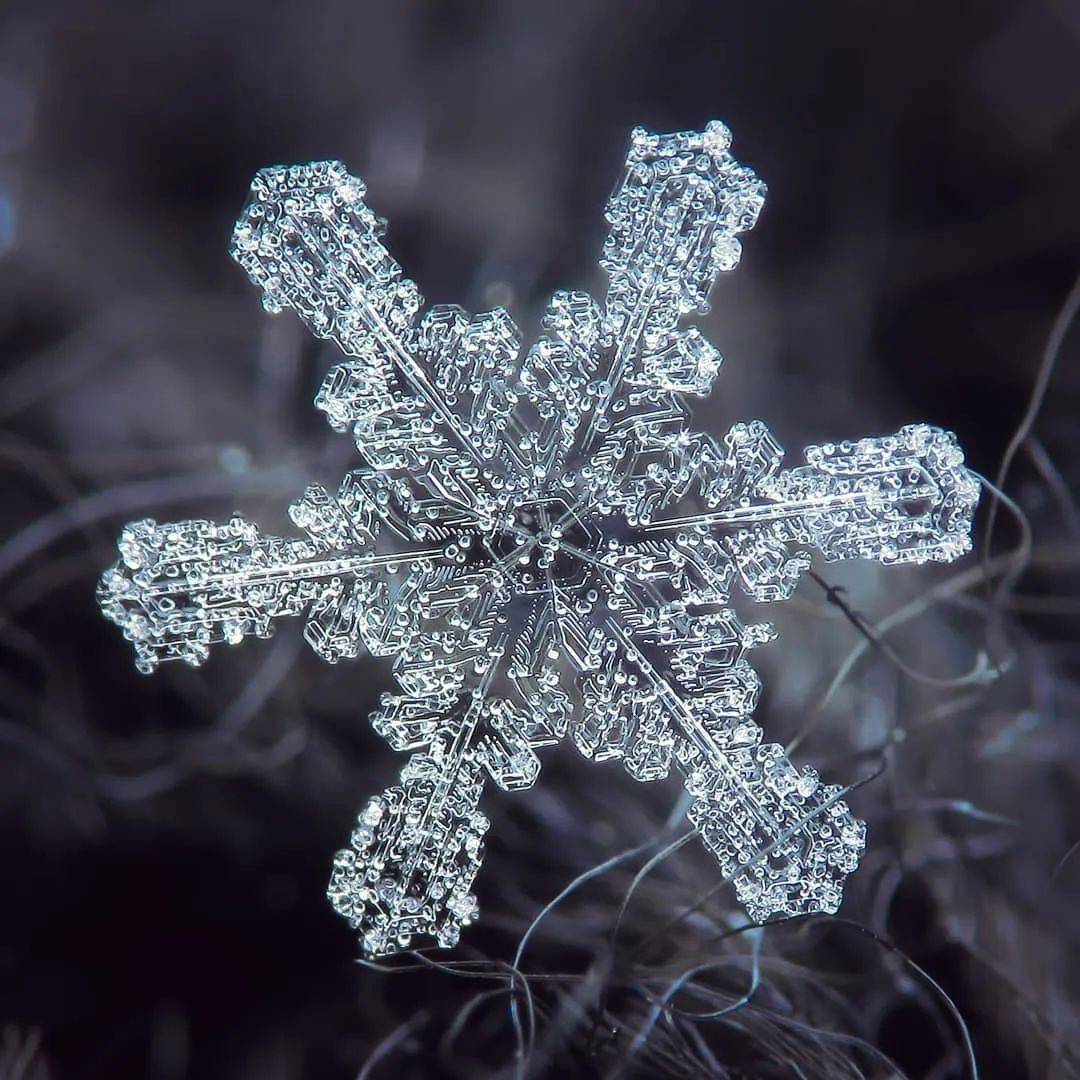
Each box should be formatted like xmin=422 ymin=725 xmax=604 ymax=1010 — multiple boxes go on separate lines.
xmin=486 ymin=498 xmax=601 ymax=593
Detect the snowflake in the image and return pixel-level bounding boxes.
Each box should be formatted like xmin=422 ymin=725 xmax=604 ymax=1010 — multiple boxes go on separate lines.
xmin=98 ymin=122 xmax=980 ymax=956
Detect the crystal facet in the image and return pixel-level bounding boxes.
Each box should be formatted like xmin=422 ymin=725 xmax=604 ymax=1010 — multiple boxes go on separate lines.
xmin=98 ymin=122 xmax=979 ymax=955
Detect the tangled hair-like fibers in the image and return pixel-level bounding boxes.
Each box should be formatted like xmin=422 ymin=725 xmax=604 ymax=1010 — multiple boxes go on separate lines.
xmin=1 ymin=2 xmax=1079 ymax=1076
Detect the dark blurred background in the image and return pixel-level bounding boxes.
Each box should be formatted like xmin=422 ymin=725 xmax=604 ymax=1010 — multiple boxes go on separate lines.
xmin=2 ymin=1 xmax=1079 ymax=1077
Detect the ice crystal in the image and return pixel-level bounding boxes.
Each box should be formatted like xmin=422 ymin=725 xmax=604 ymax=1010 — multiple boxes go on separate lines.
xmin=98 ymin=122 xmax=980 ymax=956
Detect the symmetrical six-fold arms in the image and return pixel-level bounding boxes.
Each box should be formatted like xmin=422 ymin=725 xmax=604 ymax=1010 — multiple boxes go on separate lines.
xmin=99 ymin=122 xmax=979 ymax=956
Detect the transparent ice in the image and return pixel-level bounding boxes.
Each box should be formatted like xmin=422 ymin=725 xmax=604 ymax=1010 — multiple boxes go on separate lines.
xmin=98 ymin=122 xmax=980 ymax=956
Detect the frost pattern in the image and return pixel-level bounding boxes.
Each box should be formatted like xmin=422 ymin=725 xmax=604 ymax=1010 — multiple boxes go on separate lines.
xmin=98 ymin=122 xmax=980 ymax=956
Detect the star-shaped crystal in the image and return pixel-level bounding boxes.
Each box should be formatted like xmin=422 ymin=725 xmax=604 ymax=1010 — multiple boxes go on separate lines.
xmin=98 ymin=121 xmax=979 ymax=956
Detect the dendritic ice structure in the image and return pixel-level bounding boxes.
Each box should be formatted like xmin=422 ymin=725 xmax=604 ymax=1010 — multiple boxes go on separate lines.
xmin=98 ymin=122 xmax=980 ymax=956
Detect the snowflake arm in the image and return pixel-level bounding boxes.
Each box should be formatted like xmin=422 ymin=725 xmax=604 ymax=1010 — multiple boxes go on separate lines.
xmin=590 ymin=122 xmax=763 ymax=431
xmin=98 ymin=122 xmax=979 ymax=955
xmin=643 ymin=423 xmax=979 ymax=567
xmin=231 ymin=162 xmax=531 ymax=527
